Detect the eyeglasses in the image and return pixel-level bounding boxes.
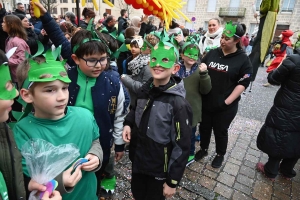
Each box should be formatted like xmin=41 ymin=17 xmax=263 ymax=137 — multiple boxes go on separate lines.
xmin=80 ymin=57 xmax=109 ymax=67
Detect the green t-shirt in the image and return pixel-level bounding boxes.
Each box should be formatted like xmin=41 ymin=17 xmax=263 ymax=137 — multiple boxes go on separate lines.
xmin=13 ymin=106 xmax=99 ymax=200
xmin=75 ymin=68 xmax=97 ymax=114
xmin=0 ymin=172 xmax=8 ymax=200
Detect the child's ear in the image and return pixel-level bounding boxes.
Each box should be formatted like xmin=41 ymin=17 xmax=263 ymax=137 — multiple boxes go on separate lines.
xmin=172 ymin=63 xmax=180 ymax=74
xmin=71 ymin=54 xmax=80 ymax=65
xmin=20 ymin=88 xmax=33 ymax=104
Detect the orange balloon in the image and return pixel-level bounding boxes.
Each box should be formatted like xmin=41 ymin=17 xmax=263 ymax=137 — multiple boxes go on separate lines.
xmin=136 ymin=0 xmax=143 ymax=4
xmin=142 ymin=2 xmax=149 ymax=8
xmin=158 ymin=12 xmax=163 ymax=17
xmin=148 ymin=6 xmax=153 ymax=11
xmin=153 ymin=10 xmax=158 ymax=15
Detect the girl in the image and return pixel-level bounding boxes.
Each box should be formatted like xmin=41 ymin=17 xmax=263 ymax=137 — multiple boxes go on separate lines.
xmin=80 ymin=8 xmax=96 ymax=29
xmin=2 ymin=15 xmax=30 ymax=83
xmin=195 ymin=21 xmax=252 ymax=168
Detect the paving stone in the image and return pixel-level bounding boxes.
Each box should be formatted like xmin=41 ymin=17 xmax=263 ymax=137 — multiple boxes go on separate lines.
xmin=214 ymin=183 xmax=233 ymax=199
xmin=230 ymin=151 xmax=245 ymax=161
xmin=217 ymin=172 xmax=235 ymax=187
xmin=185 ymin=168 xmax=200 ymax=182
xmin=233 ymin=182 xmax=252 ymax=195
xmin=227 ymin=157 xmax=242 ymax=166
xmin=256 ymin=171 xmax=275 ymax=183
xmin=223 ymin=162 xmax=240 ymax=176
xmin=232 ymin=147 xmax=247 ymax=154
xmin=232 ymin=191 xmax=252 ymax=200
xmin=177 ymin=187 xmax=198 ymax=200
xmin=274 ymin=182 xmax=291 ymax=195
xmin=180 ymin=177 xmax=215 ymax=200
xmin=189 ymin=161 xmax=205 ymax=172
xmin=293 ymin=172 xmax=300 ymax=183
xmin=236 ymin=139 xmax=249 ymax=145
xmin=252 ymin=181 xmax=273 ymax=200
xmin=198 ymin=176 xmax=216 ymax=190
xmin=206 ymin=163 xmax=222 ymax=172
xmin=273 ymin=190 xmax=291 ymax=200
xmin=248 ymin=148 xmax=261 ymax=157
xmin=240 ymin=165 xmax=256 ymax=178
xmin=245 ymin=154 xmax=259 ymax=163
xmin=292 ymin=181 xmax=300 ymax=199
xmin=235 ymin=142 xmax=248 ymax=150
xmin=244 ymin=160 xmax=257 ymax=168
xmin=203 ymin=169 xmax=218 ymax=179
xmin=237 ymin=174 xmax=254 ymax=187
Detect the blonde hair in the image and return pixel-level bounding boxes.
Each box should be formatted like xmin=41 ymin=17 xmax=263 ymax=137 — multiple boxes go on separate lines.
xmin=145 ymin=34 xmax=159 ymax=48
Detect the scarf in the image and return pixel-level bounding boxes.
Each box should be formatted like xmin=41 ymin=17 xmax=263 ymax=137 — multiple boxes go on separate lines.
xmin=128 ymin=54 xmax=150 ymax=76
xmin=176 ymin=61 xmax=198 ymax=78
xmin=200 ymin=27 xmax=224 ymax=54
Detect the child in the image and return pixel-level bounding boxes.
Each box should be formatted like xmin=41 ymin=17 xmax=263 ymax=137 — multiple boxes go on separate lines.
xmin=0 ymin=50 xmax=62 ymax=200
xmin=31 ymin=3 xmax=129 ymax=196
xmin=176 ymin=42 xmax=212 ymax=166
xmin=13 ymin=52 xmax=103 ymax=200
xmin=123 ymin=41 xmax=193 ymax=199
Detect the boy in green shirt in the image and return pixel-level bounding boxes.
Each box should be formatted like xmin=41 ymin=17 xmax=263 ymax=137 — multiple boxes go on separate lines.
xmin=13 ymin=52 xmax=103 ymax=200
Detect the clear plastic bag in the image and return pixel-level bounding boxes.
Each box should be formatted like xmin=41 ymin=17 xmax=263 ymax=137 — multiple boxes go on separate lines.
xmin=21 ymin=138 xmax=80 ymax=200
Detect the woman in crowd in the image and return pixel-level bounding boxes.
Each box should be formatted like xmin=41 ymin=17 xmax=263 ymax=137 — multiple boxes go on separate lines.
xmin=80 ymin=8 xmax=96 ymax=29
xmin=256 ymin=46 xmax=300 ymax=181
xmin=199 ymin=18 xmax=223 ymax=56
xmin=194 ymin=21 xmax=252 ymax=168
xmin=64 ymin=11 xmax=77 ymax=27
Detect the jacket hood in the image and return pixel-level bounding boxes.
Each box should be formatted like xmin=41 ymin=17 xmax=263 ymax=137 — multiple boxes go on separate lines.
xmin=217 ymin=47 xmax=245 ymax=58
xmin=164 ymin=76 xmax=186 ymax=98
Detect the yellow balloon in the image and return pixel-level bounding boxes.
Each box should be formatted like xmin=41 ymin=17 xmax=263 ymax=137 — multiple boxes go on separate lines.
xmin=32 ymin=0 xmax=40 ymax=18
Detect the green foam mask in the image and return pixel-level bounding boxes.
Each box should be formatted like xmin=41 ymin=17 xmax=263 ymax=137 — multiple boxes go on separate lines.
xmin=0 ymin=64 xmax=18 ymax=100
xmin=183 ymin=45 xmax=199 ymax=60
xmin=223 ymin=21 xmax=238 ymax=38
xmin=150 ymin=42 xmax=178 ymax=69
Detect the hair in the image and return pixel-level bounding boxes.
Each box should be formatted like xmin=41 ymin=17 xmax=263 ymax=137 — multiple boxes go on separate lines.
xmin=124 ymin=27 xmax=135 ymax=38
xmin=65 ymin=11 xmax=76 ymax=24
xmin=71 ymin=29 xmax=108 ymax=58
xmin=106 ymin=15 xmax=114 ymax=23
xmin=82 ymin=7 xmax=95 ymax=19
xmin=170 ymin=20 xmax=179 ymax=29
xmin=130 ymin=41 xmax=140 ymax=49
xmin=4 ymin=15 xmax=27 ymax=40
xmin=0 ymin=50 xmax=8 ymax=65
xmin=103 ymin=12 xmax=108 ymax=17
xmin=182 ymin=28 xmax=189 ymax=37
xmin=148 ymin=16 xmax=155 ymax=25
xmin=60 ymin=21 xmax=77 ymax=35
xmin=208 ymin=18 xmax=221 ymax=25
xmin=232 ymin=22 xmax=246 ymax=49
xmin=120 ymin=9 xmax=127 ymax=17
xmin=145 ymin=34 xmax=159 ymax=48
xmin=14 ymin=14 xmax=26 ymax=21
xmin=17 ymin=2 xmax=23 ymax=7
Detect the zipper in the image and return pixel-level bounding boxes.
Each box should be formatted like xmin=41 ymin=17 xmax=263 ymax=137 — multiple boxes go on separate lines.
xmin=83 ymin=77 xmax=88 ymax=102
xmin=164 ymin=147 xmax=168 ymax=172
xmin=4 ymin=125 xmax=17 ymax=200
xmin=176 ymin=122 xmax=181 ymax=141
xmin=143 ymin=99 xmax=150 ymax=111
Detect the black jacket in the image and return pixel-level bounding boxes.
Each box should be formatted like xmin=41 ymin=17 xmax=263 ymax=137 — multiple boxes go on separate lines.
xmin=26 ymin=28 xmax=49 ymax=55
xmin=117 ymin=16 xmax=127 ymax=35
xmin=257 ymin=52 xmax=300 ymax=158
xmin=124 ymin=76 xmax=192 ymax=188
xmin=12 ymin=9 xmax=25 ymax=15
xmin=0 ymin=8 xmax=8 ymax=51
xmin=201 ymin=48 xmax=252 ymax=112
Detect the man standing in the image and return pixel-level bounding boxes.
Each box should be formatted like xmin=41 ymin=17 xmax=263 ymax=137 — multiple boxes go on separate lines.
xmin=103 ymin=15 xmax=117 ymax=33
xmin=13 ymin=3 xmax=26 ymax=15
xmin=117 ymin=9 xmax=128 ymax=34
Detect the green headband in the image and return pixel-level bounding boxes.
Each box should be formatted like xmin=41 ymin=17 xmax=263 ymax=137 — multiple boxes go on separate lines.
xmin=223 ymin=21 xmax=239 ymax=38
xmin=0 ymin=64 xmax=18 ymax=100
xmin=150 ymin=42 xmax=178 ymax=69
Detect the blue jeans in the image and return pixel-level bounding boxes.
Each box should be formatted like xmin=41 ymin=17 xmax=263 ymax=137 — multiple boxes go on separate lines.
xmin=190 ymin=126 xmax=197 ymax=155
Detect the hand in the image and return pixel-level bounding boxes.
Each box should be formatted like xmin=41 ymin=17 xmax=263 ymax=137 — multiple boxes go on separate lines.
xmin=254 ymin=13 xmax=258 ymax=18
xmin=81 ymin=154 xmax=100 ymax=171
xmin=163 ymin=183 xmax=176 ymax=199
xmin=141 ymin=15 xmax=148 ymax=23
xmin=28 ymin=179 xmax=46 ymax=192
xmin=62 ymin=164 xmax=82 ymax=188
xmin=199 ymin=63 xmax=207 ymax=72
xmin=115 ymin=151 xmax=124 ymax=162
xmin=175 ymin=35 xmax=183 ymax=43
xmin=122 ymin=125 xmax=131 ymax=142
xmin=224 ymin=99 xmax=231 ymax=105
xmin=30 ymin=0 xmax=47 ymax=16
xmin=41 ymin=29 xmax=47 ymax=36
xmin=41 ymin=191 xmax=62 ymax=200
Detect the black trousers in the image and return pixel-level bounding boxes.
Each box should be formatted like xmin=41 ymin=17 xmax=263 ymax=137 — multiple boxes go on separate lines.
xmin=95 ymin=161 xmax=109 ymax=195
xmin=131 ymin=173 xmax=165 ymax=200
xmin=264 ymin=156 xmax=298 ymax=178
xmin=200 ymin=104 xmax=238 ymax=155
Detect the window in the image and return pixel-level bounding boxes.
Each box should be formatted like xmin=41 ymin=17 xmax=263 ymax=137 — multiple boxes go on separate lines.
xmin=229 ymin=0 xmax=240 ymax=7
xmin=255 ymin=0 xmax=262 ymax=11
xmin=207 ymin=0 xmax=217 ymax=12
xmin=187 ymin=0 xmax=196 ymax=12
xmin=249 ymin=23 xmax=258 ymax=35
xmin=61 ymin=8 xmax=68 ymax=15
xmin=204 ymin=21 xmax=208 ymax=31
xmin=52 ymin=7 xmax=57 ymax=14
xmin=102 ymin=0 xmax=114 ymax=4
xmin=282 ymin=0 xmax=295 ymax=12
xmin=60 ymin=0 xmax=68 ymax=3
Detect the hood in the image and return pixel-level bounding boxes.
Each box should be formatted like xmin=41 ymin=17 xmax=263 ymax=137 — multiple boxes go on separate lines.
xmin=164 ymin=76 xmax=186 ymax=98
xmin=281 ymin=30 xmax=294 ymax=38
xmin=217 ymin=47 xmax=245 ymax=58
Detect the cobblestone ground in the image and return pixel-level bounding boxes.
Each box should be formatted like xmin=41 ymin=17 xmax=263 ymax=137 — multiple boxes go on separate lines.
xmin=109 ymin=67 xmax=300 ymax=200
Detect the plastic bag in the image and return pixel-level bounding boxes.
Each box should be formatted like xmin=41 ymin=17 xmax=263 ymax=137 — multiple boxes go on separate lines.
xmin=21 ymin=138 xmax=80 ymax=200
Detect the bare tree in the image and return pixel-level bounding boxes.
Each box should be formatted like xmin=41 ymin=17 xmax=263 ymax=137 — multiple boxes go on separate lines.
xmin=39 ymin=0 xmax=58 ymax=14
xmin=115 ymin=0 xmax=134 ymax=18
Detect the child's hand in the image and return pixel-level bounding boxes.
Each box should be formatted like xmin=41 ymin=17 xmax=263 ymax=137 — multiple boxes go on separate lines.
xmin=41 ymin=190 xmax=62 ymax=200
xmin=63 ymin=164 xmax=82 ymax=187
xmin=81 ymin=154 xmax=100 ymax=171
xmin=163 ymin=183 xmax=176 ymax=199
xmin=199 ymin=63 xmax=207 ymax=72
xmin=122 ymin=125 xmax=131 ymax=142
xmin=115 ymin=151 xmax=124 ymax=162
xmin=28 ymin=179 xmax=46 ymax=192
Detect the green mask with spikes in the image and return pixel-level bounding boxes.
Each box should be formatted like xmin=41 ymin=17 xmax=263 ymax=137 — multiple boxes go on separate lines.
xmin=183 ymin=45 xmax=199 ymax=60
xmin=150 ymin=42 xmax=178 ymax=69
xmin=223 ymin=21 xmax=238 ymax=38
xmin=0 ymin=64 xmax=18 ymax=100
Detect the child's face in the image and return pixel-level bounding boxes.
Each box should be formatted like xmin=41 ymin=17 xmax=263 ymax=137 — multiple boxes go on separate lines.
xmin=182 ymin=55 xmax=197 ymax=66
xmin=72 ymin=53 xmax=108 ymax=78
xmin=21 ymin=80 xmax=69 ymax=120
xmin=150 ymin=64 xmax=179 ymax=86
xmin=130 ymin=46 xmax=141 ymax=57
xmin=0 ymin=98 xmax=14 ymax=122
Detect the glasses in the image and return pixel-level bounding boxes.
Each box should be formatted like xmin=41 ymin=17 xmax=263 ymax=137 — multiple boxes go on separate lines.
xmin=80 ymin=57 xmax=109 ymax=67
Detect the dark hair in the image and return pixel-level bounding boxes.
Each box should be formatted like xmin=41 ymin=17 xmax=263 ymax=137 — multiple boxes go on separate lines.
xmin=65 ymin=12 xmax=76 ymax=24
xmin=124 ymin=27 xmax=135 ymax=38
xmin=232 ymin=22 xmax=246 ymax=49
xmin=4 ymin=15 xmax=27 ymax=40
xmin=170 ymin=20 xmax=179 ymax=29
xmin=71 ymin=29 xmax=108 ymax=58
xmin=14 ymin=14 xmax=26 ymax=21
xmin=17 ymin=2 xmax=23 ymax=6
xmin=120 ymin=9 xmax=127 ymax=17
xmin=103 ymin=12 xmax=108 ymax=17
xmin=0 ymin=49 xmax=8 ymax=65
xmin=60 ymin=21 xmax=77 ymax=35
xmin=106 ymin=15 xmax=114 ymax=23
xmin=82 ymin=7 xmax=95 ymax=19
xmin=182 ymin=28 xmax=189 ymax=37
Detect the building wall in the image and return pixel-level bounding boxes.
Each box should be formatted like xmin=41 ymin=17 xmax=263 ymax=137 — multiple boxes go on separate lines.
xmin=179 ymin=0 xmax=300 ymax=42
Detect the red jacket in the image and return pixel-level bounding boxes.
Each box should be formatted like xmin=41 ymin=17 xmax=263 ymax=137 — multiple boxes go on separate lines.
xmin=242 ymin=36 xmax=249 ymax=47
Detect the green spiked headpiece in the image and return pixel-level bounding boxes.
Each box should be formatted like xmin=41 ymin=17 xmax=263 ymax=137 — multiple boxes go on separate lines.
xmin=223 ymin=21 xmax=239 ymax=38
xmin=150 ymin=42 xmax=178 ymax=69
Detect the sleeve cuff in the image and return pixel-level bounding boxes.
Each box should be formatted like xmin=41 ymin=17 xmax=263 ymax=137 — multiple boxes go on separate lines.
xmin=166 ymin=177 xmax=178 ymax=188
xmin=199 ymin=70 xmax=208 ymax=75
xmin=55 ymin=173 xmax=74 ymax=194
xmin=123 ymin=120 xmax=133 ymax=127
xmin=114 ymin=144 xmax=125 ymax=152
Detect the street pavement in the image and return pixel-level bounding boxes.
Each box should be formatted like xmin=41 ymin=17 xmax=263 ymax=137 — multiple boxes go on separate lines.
xmin=109 ymin=67 xmax=300 ymax=200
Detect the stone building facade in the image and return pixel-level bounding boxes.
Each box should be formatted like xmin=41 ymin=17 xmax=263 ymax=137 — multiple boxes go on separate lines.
xmin=179 ymin=0 xmax=300 ymax=42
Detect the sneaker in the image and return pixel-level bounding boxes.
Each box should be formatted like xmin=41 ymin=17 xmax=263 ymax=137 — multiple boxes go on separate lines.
xmin=211 ymin=155 xmax=224 ymax=168
xmin=256 ymin=162 xmax=275 ymax=181
xmin=279 ymin=169 xmax=296 ymax=180
xmin=263 ymin=83 xmax=271 ymax=87
xmin=194 ymin=149 xmax=208 ymax=161
xmin=186 ymin=155 xmax=195 ymax=166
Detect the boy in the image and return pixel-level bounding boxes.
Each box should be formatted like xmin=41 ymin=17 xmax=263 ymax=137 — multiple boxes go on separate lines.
xmin=13 ymin=52 xmax=103 ymax=200
xmin=123 ymin=41 xmax=193 ymax=199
